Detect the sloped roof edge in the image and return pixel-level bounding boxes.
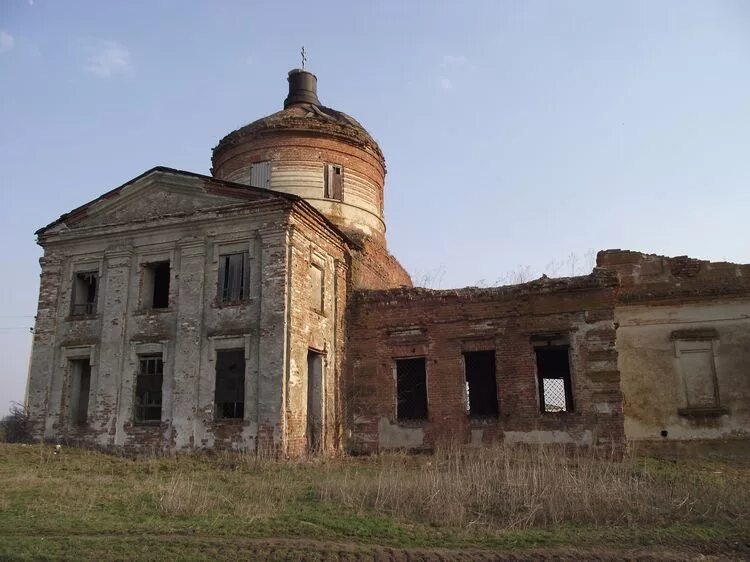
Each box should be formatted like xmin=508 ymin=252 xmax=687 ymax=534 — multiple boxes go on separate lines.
xmin=35 ymin=166 xmax=358 ymax=248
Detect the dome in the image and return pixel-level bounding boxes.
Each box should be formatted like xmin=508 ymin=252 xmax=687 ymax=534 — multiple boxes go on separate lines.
xmin=211 ymin=69 xmax=388 ymax=244
xmin=213 ymin=102 xmax=384 ymax=163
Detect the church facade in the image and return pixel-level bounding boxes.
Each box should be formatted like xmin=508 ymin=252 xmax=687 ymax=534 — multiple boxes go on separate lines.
xmin=25 ymin=69 xmax=750 ymax=456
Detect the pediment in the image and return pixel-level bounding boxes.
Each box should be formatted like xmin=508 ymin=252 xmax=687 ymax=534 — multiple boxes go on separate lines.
xmin=43 ymin=168 xmax=282 ymax=233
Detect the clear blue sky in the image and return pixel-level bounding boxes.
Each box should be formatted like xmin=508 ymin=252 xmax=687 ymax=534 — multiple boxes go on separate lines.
xmin=1 ymin=0 xmax=749 ymax=413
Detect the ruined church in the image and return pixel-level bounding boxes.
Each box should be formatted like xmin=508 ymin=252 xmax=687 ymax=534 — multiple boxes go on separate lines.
xmin=26 ymin=69 xmax=750 ymax=456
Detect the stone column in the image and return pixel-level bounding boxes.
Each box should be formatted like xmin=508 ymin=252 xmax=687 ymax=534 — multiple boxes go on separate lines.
xmin=256 ymin=226 xmax=289 ymax=454
xmin=91 ymin=248 xmax=132 ymax=446
xmin=26 ymin=254 xmax=63 ymax=439
xmin=171 ymin=238 xmax=206 ymax=449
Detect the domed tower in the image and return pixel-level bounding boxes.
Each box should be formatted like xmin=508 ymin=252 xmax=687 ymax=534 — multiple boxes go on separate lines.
xmin=212 ymin=69 xmax=387 ymax=245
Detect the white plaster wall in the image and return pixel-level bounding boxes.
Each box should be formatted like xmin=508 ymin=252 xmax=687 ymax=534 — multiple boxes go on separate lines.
xmin=616 ymin=299 xmax=750 ymax=442
xmin=28 ymin=196 xmax=294 ymax=452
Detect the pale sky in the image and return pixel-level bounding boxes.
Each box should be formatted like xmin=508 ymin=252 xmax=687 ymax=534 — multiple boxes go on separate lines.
xmin=1 ymin=0 xmax=749 ymax=414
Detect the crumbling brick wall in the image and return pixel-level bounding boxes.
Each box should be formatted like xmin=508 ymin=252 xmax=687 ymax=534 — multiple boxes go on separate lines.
xmin=345 ymin=270 xmax=625 ymax=453
xmin=349 ymin=235 xmax=412 ymax=291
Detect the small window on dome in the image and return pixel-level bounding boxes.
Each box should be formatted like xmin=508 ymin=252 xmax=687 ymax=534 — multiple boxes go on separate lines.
xmin=249 ymin=161 xmax=271 ymax=188
xmin=324 ymin=164 xmax=343 ymax=201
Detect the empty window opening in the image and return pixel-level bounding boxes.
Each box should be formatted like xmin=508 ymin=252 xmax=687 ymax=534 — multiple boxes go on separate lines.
xmin=307 ymin=350 xmax=324 ymax=453
xmin=676 ymin=340 xmax=720 ymax=410
xmin=69 ymin=359 xmax=91 ymax=426
xmin=215 ymin=350 xmax=245 ymax=420
xmin=71 ymin=271 xmax=98 ymax=316
xmin=135 ymin=355 xmax=163 ymax=422
xmin=535 ymin=346 xmax=573 ymax=413
xmin=464 ymin=351 xmax=499 ymax=418
xmin=144 ymin=261 xmax=170 ymax=309
xmin=396 ymin=358 xmax=428 ymax=421
xmin=310 ymin=264 xmax=324 ymax=312
xmin=218 ymin=253 xmax=248 ymax=302
xmin=324 ymin=164 xmax=343 ymax=201
xmin=249 ymin=161 xmax=271 ymax=188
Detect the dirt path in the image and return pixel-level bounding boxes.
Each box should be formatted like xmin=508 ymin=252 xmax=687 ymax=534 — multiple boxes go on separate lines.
xmin=4 ymin=534 xmax=748 ymax=561
xmin=218 ymin=537 xmax=750 ymax=561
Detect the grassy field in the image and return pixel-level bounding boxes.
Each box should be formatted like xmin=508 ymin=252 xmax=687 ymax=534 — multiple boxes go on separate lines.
xmin=0 ymin=443 xmax=748 ymax=560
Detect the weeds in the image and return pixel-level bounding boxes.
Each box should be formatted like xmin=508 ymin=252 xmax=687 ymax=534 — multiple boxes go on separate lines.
xmin=317 ymin=444 xmax=749 ymax=529
xmin=1 ymin=441 xmax=748 ymax=559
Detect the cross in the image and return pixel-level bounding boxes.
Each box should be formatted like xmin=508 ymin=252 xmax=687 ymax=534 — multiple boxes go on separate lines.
xmin=301 ymin=46 xmax=307 ymax=70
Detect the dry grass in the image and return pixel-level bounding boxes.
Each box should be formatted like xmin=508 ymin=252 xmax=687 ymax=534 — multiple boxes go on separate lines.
xmin=317 ymin=444 xmax=750 ymax=529
xmin=2 ymin=442 xmax=749 ymax=560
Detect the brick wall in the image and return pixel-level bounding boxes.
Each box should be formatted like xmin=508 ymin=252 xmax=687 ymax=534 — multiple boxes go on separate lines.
xmin=345 ymin=271 xmax=625 ymax=453
xmin=350 ymin=235 xmax=412 ymax=290
xmin=597 ymin=249 xmax=750 ymax=304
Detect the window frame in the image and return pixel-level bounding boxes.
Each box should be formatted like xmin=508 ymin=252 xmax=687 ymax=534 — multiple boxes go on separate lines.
xmin=134 ymin=354 xmax=164 ymax=424
xmin=68 ymin=358 xmax=92 ymax=427
xmin=534 ymin=344 xmax=574 ymax=414
xmin=214 ymin=349 xmax=246 ymax=421
xmin=249 ymin=160 xmax=271 ymax=188
xmin=324 ymin=164 xmax=344 ymax=201
xmin=217 ymin=252 xmax=250 ymax=303
xmin=70 ymin=270 xmax=99 ymax=317
xmin=142 ymin=260 xmax=171 ymax=310
xmin=395 ymin=357 xmax=429 ymax=422
xmin=463 ymin=350 xmax=499 ymax=419
xmin=673 ymin=337 xmax=726 ymax=416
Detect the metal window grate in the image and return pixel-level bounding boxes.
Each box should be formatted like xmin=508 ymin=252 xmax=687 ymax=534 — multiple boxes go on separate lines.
xmin=535 ymin=345 xmax=573 ymax=413
xmin=541 ymin=378 xmax=568 ymax=412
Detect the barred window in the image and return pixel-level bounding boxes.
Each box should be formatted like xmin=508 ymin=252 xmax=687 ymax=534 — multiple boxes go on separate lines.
xmin=135 ymin=355 xmax=163 ymax=422
xmin=215 ymin=350 xmax=245 ymax=420
xmin=535 ymin=345 xmax=573 ymax=413
xmin=396 ymin=358 xmax=428 ymax=421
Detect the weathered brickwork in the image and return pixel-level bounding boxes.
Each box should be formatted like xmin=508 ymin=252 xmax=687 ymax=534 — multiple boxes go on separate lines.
xmin=26 ymin=69 xmax=749 ymax=458
xmin=27 ymin=168 xmax=351 ymax=455
xmin=212 ymin=105 xmax=388 ymax=245
xmin=345 ymin=272 xmax=625 ymax=453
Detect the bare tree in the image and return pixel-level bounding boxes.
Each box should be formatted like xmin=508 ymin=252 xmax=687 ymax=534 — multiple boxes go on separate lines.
xmin=0 ymin=402 xmax=32 ymax=443
xmin=488 ymin=249 xmax=599 ymax=287
xmin=413 ymin=265 xmax=447 ymax=289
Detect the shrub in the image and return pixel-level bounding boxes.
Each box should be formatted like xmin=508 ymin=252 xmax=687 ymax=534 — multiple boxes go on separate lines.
xmin=0 ymin=402 xmax=32 ymax=444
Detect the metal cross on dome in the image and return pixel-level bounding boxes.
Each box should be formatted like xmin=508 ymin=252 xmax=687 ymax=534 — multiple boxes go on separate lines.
xmin=301 ymin=46 xmax=306 ymax=69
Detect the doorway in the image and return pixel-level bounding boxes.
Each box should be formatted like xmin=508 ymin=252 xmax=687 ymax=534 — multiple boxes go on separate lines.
xmin=306 ymin=350 xmax=324 ymax=454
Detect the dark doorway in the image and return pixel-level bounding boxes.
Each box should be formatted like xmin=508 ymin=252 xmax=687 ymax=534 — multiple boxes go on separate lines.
xmin=307 ymin=350 xmax=324 ymax=453
xmin=70 ymin=359 xmax=91 ymax=426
